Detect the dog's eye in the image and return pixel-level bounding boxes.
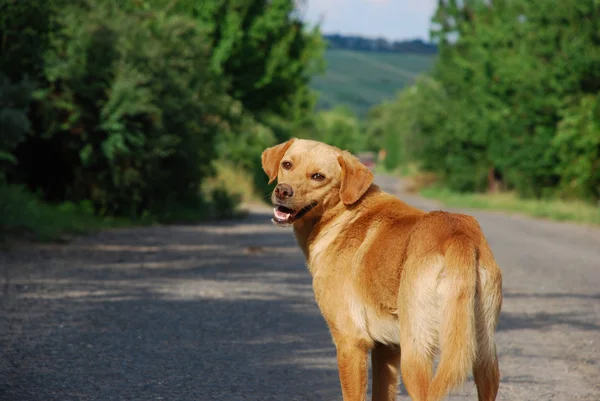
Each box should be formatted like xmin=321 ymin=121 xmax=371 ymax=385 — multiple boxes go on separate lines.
xmin=281 ymin=161 xmax=292 ymax=170
xmin=311 ymin=173 xmax=326 ymax=181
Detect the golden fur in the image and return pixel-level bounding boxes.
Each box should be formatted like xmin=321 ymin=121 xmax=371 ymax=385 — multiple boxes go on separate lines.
xmin=261 ymin=138 xmax=503 ymax=401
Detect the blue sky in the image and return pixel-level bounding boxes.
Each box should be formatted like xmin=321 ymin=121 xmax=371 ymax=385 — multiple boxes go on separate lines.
xmin=301 ymin=0 xmax=438 ymax=41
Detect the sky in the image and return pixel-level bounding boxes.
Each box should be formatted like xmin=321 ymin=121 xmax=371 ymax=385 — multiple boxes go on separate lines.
xmin=301 ymin=0 xmax=438 ymax=41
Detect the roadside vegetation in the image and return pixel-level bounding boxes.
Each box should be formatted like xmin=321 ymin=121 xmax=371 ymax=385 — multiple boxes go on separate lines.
xmin=0 ymin=0 xmax=324 ymax=241
xmin=421 ymin=187 xmax=600 ymax=226
xmin=365 ymin=0 xmax=600 ymax=225
xmin=3 ymin=0 xmax=599 ymax=241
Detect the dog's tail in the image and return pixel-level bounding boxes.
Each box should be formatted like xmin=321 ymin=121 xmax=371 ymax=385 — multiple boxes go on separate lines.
xmin=428 ymin=236 xmax=478 ymax=401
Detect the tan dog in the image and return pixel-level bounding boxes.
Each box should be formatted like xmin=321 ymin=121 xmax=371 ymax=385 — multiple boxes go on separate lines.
xmin=261 ymin=139 xmax=503 ymax=401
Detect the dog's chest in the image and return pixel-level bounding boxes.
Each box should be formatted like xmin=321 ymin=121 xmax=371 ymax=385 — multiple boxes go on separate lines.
xmin=307 ymin=217 xmax=349 ymax=269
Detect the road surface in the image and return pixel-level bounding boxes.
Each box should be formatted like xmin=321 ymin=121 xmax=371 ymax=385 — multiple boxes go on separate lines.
xmin=1 ymin=175 xmax=599 ymax=400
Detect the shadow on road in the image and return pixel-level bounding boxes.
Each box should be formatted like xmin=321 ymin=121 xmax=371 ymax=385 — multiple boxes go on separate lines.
xmin=498 ymin=292 xmax=600 ymax=332
xmin=499 ymin=310 xmax=600 ymax=332
xmin=1 ymin=209 xmax=342 ymax=401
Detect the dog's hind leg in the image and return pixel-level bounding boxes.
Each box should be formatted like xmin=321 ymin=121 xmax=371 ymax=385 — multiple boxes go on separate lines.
xmin=473 ymin=261 xmax=502 ymax=401
xmin=473 ymin=344 xmax=499 ymax=401
xmin=371 ymin=342 xmax=400 ymax=401
xmin=398 ymin=342 xmax=434 ymax=401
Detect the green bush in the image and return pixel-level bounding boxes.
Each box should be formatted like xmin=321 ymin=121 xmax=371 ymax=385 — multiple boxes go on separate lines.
xmin=368 ymin=0 xmax=600 ymax=201
xmin=553 ymin=94 xmax=600 ymax=201
xmin=0 ymin=74 xmax=35 ymax=170
xmin=188 ymin=0 xmax=325 ymax=120
xmin=7 ymin=2 xmax=226 ymax=218
xmin=211 ymin=101 xmax=277 ymax=198
xmin=0 ymin=0 xmax=325 ymax=234
xmin=0 ymin=183 xmax=124 ymax=241
xmin=307 ymin=105 xmax=365 ymax=153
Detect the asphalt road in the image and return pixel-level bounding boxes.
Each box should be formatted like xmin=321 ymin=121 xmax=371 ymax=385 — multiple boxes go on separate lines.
xmin=1 ymin=174 xmax=599 ymax=401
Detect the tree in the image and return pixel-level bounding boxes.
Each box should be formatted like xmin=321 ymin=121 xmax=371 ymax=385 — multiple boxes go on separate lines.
xmin=0 ymin=0 xmax=328 ymax=220
xmin=311 ymin=106 xmax=365 ymax=154
xmin=4 ymin=1 xmax=228 ymax=216
xmin=386 ymin=0 xmax=600 ymax=199
xmin=151 ymin=0 xmax=325 ymax=120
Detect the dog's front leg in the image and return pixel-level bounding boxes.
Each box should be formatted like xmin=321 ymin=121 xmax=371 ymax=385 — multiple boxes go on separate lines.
xmin=334 ymin=337 xmax=370 ymax=401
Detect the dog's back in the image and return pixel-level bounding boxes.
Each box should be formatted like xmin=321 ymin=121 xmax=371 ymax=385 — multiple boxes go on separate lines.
xmin=299 ymin=187 xmax=502 ymax=400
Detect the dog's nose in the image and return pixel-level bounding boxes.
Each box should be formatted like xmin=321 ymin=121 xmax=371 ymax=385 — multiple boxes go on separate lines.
xmin=275 ymin=183 xmax=294 ymax=199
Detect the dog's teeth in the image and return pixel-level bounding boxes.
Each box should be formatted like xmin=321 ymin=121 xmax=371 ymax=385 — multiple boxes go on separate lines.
xmin=273 ymin=207 xmax=291 ymax=220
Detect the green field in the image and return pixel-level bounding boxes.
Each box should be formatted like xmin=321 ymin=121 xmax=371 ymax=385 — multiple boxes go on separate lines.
xmin=311 ymin=50 xmax=436 ymax=117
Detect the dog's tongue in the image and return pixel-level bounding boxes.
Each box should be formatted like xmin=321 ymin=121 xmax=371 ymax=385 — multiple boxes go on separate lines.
xmin=274 ymin=207 xmax=292 ymax=221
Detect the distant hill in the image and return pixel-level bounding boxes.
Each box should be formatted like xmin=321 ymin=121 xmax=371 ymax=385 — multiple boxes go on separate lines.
xmin=323 ymin=34 xmax=438 ymax=54
xmin=311 ymin=49 xmax=436 ymax=118
xmin=311 ymin=34 xmax=437 ymax=117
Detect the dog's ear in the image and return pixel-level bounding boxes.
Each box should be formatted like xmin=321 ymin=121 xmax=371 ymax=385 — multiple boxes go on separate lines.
xmin=261 ymin=139 xmax=296 ymax=184
xmin=337 ymin=151 xmax=374 ymax=205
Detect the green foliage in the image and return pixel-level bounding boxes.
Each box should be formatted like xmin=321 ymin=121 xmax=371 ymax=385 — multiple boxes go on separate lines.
xmin=553 ymin=94 xmax=600 ymax=201
xmin=17 ymin=2 xmax=224 ymax=217
xmin=306 ymin=106 xmax=365 ymax=154
xmin=0 ymin=0 xmax=324 ymax=231
xmin=0 ymin=0 xmax=57 ymax=175
xmin=0 ymin=0 xmax=64 ymax=81
xmin=365 ymin=77 xmax=441 ymax=172
xmin=421 ymin=186 xmax=600 ymax=226
xmin=0 ymin=75 xmax=35 ymax=170
xmin=369 ymin=0 xmax=600 ymax=202
xmin=0 ymin=182 xmax=128 ymax=241
xmin=167 ymin=0 xmax=326 ymax=120
xmin=208 ymin=187 xmax=242 ymax=220
xmin=0 ymin=0 xmax=326 ymax=236
xmin=215 ymin=103 xmax=278 ymax=198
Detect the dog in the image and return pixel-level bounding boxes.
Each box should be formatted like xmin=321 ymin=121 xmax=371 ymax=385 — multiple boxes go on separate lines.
xmin=261 ymin=138 xmax=503 ymax=401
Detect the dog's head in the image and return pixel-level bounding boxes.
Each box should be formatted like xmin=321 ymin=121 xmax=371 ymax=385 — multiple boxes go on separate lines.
xmin=261 ymin=138 xmax=374 ymax=226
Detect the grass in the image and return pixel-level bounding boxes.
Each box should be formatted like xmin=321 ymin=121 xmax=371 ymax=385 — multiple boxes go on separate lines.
xmin=375 ymin=161 xmax=422 ymax=178
xmin=0 ymin=165 xmax=253 ymax=243
xmin=0 ymin=184 xmax=134 ymax=243
xmin=311 ymin=50 xmax=435 ymax=117
xmin=202 ymin=160 xmax=264 ymax=205
xmin=420 ymin=186 xmax=600 ymax=226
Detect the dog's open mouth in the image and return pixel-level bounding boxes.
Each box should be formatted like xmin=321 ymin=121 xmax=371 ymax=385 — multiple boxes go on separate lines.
xmin=272 ymin=202 xmax=316 ymax=225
